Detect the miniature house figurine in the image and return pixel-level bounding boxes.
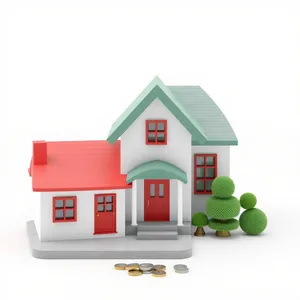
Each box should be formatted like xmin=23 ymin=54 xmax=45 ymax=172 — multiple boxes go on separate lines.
xmin=27 ymin=76 xmax=237 ymax=259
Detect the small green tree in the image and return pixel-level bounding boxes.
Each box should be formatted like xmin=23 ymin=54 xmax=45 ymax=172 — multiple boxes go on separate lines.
xmin=239 ymin=193 xmax=267 ymax=236
xmin=240 ymin=193 xmax=257 ymax=209
xmin=206 ymin=176 xmax=240 ymax=237
xmin=192 ymin=212 xmax=208 ymax=236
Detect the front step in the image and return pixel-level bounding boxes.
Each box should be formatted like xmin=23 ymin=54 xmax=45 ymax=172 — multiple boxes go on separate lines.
xmin=137 ymin=222 xmax=178 ymax=240
xmin=137 ymin=231 xmax=178 ymax=240
xmin=138 ymin=221 xmax=177 ymax=231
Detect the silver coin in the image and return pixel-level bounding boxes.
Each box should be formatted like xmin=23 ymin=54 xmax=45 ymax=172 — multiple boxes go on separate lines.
xmin=175 ymin=268 xmax=189 ymax=274
xmin=142 ymin=270 xmax=153 ymax=274
xmin=139 ymin=263 xmax=154 ymax=272
xmin=174 ymin=264 xmax=188 ymax=270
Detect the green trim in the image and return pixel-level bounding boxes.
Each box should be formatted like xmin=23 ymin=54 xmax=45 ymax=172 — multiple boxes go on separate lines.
xmin=107 ymin=76 xmax=207 ymax=145
xmin=192 ymin=140 xmax=238 ymax=146
xmin=126 ymin=160 xmax=188 ymax=184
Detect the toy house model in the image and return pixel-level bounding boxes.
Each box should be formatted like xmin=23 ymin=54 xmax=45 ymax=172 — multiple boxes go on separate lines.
xmin=27 ymin=76 xmax=237 ymax=259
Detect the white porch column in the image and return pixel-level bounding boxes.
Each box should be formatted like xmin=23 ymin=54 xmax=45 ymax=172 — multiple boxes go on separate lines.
xmin=177 ymin=181 xmax=183 ymax=226
xmin=131 ymin=180 xmax=137 ymax=226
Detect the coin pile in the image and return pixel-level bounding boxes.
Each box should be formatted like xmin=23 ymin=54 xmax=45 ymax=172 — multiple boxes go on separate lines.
xmin=174 ymin=264 xmax=189 ymax=274
xmin=114 ymin=263 xmax=167 ymax=277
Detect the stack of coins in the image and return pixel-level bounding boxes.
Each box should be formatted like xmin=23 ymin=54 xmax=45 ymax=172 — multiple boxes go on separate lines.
xmin=173 ymin=264 xmax=189 ymax=274
xmin=115 ymin=263 xmax=190 ymax=277
xmin=139 ymin=263 xmax=154 ymax=274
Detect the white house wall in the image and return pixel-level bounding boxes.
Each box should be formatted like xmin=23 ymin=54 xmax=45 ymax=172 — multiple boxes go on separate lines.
xmin=120 ymin=98 xmax=192 ymax=222
xmin=191 ymin=146 xmax=230 ymax=214
xmin=40 ymin=189 xmax=126 ymax=242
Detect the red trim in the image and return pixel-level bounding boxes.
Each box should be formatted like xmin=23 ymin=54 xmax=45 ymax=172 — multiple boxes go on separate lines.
xmin=194 ymin=154 xmax=218 ymax=195
xmin=145 ymin=120 xmax=167 ymax=145
xmin=94 ymin=193 xmax=116 ymax=234
xmin=52 ymin=196 xmax=77 ymax=223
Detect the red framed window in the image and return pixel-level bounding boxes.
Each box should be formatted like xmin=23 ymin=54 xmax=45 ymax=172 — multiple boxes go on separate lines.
xmin=52 ymin=196 xmax=77 ymax=222
xmin=145 ymin=120 xmax=167 ymax=145
xmin=194 ymin=154 xmax=217 ymax=194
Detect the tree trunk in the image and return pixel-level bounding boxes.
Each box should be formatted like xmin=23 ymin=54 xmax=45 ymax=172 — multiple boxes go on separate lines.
xmin=216 ymin=230 xmax=231 ymax=237
xmin=194 ymin=227 xmax=205 ymax=237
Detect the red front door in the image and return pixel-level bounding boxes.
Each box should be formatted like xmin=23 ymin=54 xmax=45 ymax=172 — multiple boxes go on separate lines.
xmin=144 ymin=180 xmax=170 ymax=221
xmin=94 ymin=194 xmax=116 ymax=234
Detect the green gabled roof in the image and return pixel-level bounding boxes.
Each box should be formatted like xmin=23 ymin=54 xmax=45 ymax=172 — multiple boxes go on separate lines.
xmin=107 ymin=76 xmax=207 ymax=145
xmin=126 ymin=160 xmax=188 ymax=183
xmin=107 ymin=76 xmax=238 ymax=145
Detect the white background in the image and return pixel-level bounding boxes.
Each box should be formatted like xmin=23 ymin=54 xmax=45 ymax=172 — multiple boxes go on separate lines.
xmin=1 ymin=0 xmax=300 ymax=299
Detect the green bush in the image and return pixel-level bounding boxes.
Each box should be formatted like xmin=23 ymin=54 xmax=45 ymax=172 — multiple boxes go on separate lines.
xmin=192 ymin=212 xmax=208 ymax=227
xmin=212 ymin=176 xmax=235 ymax=198
xmin=239 ymin=208 xmax=267 ymax=235
xmin=206 ymin=196 xmax=240 ymax=219
xmin=240 ymin=193 xmax=257 ymax=209
xmin=208 ymin=218 xmax=239 ymax=231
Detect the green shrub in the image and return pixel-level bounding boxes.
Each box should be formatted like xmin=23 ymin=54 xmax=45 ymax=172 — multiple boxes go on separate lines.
xmin=240 ymin=193 xmax=257 ymax=209
xmin=212 ymin=176 xmax=235 ymax=198
xmin=208 ymin=218 xmax=239 ymax=231
xmin=239 ymin=208 xmax=267 ymax=235
xmin=206 ymin=196 xmax=240 ymax=219
xmin=192 ymin=212 xmax=208 ymax=227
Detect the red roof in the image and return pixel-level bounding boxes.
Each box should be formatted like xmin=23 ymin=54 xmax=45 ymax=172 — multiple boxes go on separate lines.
xmin=29 ymin=140 xmax=131 ymax=192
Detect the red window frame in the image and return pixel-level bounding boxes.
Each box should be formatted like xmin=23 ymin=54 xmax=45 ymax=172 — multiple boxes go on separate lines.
xmin=194 ymin=154 xmax=217 ymax=194
xmin=52 ymin=196 xmax=77 ymax=223
xmin=145 ymin=120 xmax=167 ymax=145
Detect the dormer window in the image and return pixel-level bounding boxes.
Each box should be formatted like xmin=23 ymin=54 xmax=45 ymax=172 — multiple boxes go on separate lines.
xmin=146 ymin=120 xmax=167 ymax=145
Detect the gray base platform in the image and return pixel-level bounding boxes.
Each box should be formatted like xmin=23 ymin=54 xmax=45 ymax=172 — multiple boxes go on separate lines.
xmin=27 ymin=220 xmax=192 ymax=259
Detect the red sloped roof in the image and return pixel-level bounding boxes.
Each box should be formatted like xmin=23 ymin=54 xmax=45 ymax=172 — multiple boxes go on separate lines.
xmin=29 ymin=140 xmax=131 ymax=192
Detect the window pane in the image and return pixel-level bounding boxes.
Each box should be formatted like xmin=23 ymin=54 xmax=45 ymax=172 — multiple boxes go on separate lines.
xmin=148 ymin=133 xmax=156 ymax=142
xmin=148 ymin=122 xmax=155 ymax=131
xmin=159 ymin=184 xmax=164 ymax=197
xmin=196 ymin=180 xmax=205 ymax=192
xmin=206 ymin=168 xmax=215 ymax=178
xmin=65 ymin=200 xmax=74 ymax=208
xmin=206 ymin=156 xmax=215 ymax=166
xmin=196 ymin=167 xmax=205 ymax=178
xmin=157 ymin=122 xmax=165 ymax=131
xmin=150 ymin=184 xmax=155 ymax=197
xmin=206 ymin=180 xmax=213 ymax=192
xmin=106 ymin=196 xmax=113 ymax=203
xmin=65 ymin=209 xmax=74 ymax=219
xmin=97 ymin=196 xmax=104 ymax=203
xmin=97 ymin=205 xmax=104 ymax=212
xmin=157 ymin=133 xmax=165 ymax=143
xmin=196 ymin=156 xmax=205 ymax=166
xmin=55 ymin=200 xmax=64 ymax=208
xmin=106 ymin=204 xmax=113 ymax=212
xmin=55 ymin=210 xmax=64 ymax=220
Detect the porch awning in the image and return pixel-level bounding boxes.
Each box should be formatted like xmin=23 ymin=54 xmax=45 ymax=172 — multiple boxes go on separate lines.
xmin=126 ymin=160 xmax=188 ymax=184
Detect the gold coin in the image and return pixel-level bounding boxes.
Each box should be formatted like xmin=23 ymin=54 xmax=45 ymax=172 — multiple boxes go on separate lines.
xmin=152 ymin=270 xmax=166 ymax=277
xmin=125 ymin=263 xmax=140 ymax=270
xmin=114 ymin=263 xmax=127 ymax=270
xmin=153 ymin=264 xmax=166 ymax=271
xmin=128 ymin=270 xmax=143 ymax=276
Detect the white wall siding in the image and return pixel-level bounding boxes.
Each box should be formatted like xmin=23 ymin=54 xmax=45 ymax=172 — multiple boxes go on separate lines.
xmin=40 ymin=189 xmax=126 ymax=242
xmin=120 ymin=98 xmax=192 ymax=174
xmin=191 ymin=146 xmax=230 ymax=214
xmin=120 ymin=98 xmax=192 ymax=222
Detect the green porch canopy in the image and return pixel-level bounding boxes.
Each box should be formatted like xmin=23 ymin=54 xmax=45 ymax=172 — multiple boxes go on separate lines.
xmin=126 ymin=160 xmax=188 ymax=184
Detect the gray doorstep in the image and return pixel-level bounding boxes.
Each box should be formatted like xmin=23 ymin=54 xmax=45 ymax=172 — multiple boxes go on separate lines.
xmin=27 ymin=220 xmax=192 ymax=259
